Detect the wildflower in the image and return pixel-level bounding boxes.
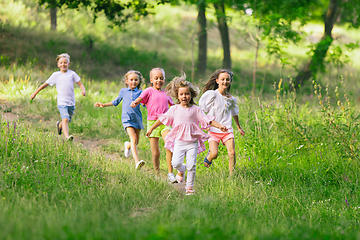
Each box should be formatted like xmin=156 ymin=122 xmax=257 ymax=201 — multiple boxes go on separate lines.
xmin=345 ymin=199 xmax=349 ymax=205
xmin=249 ymin=96 xmax=252 ymax=98
xmin=248 ymin=156 xmax=250 ymax=161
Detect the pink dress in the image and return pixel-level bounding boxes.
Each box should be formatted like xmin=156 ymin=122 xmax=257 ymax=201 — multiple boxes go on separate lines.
xmin=158 ymin=105 xmax=215 ymax=153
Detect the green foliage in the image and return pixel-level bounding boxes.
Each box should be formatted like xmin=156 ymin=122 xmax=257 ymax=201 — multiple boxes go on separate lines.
xmin=38 ymin=0 xmax=154 ymax=28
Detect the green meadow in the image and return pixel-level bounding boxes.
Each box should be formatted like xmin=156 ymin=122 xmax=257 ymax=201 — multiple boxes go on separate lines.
xmin=2 ymin=0 xmax=360 ymax=239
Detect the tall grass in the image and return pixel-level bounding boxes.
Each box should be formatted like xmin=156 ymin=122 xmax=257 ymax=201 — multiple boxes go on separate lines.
xmin=2 ymin=74 xmax=360 ymax=238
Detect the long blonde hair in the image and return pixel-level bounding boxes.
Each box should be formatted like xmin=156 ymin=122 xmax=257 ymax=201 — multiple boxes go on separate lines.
xmin=123 ymin=70 xmax=143 ymax=88
xmin=165 ymin=73 xmax=199 ymax=105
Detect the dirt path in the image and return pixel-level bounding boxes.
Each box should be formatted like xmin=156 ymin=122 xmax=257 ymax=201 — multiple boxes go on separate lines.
xmin=1 ymin=110 xmax=186 ymax=194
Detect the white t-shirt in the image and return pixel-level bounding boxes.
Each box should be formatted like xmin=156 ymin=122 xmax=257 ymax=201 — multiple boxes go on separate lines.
xmin=199 ymin=89 xmax=239 ymax=133
xmin=45 ymin=70 xmax=81 ymax=106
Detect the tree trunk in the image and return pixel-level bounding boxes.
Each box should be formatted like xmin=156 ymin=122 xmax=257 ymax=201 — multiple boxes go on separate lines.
xmin=50 ymin=7 xmax=57 ymax=30
xmin=294 ymin=0 xmax=341 ymax=87
xmin=214 ymin=1 xmax=231 ymax=70
xmin=196 ymin=0 xmax=207 ymax=77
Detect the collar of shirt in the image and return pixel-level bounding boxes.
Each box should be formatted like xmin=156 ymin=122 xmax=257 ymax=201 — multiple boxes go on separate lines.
xmin=127 ymin=87 xmax=139 ymax=92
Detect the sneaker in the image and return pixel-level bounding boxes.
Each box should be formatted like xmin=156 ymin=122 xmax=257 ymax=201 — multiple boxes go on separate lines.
xmin=124 ymin=141 xmax=131 ymax=158
xmin=186 ymin=186 xmax=195 ymax=196
xmin=176 ymin=171 xmax=184 ymax=183
xmin=167 ymin=173 xmax=178 ymax=183
xmin=67 ymin=135 xmax=74 ymax=141
xmin=135 ymin=160 xmax=145 ymax=170
xmin=56 ymin=121 xmax=62 ymax=135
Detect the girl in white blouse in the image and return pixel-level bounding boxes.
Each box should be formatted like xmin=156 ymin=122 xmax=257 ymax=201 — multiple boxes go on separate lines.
xmin=199 ymin=69 xmax=245 ymax=175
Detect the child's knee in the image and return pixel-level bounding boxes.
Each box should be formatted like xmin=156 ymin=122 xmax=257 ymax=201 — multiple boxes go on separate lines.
xmin=62 ymin=118 xmax=69 ymax=123
xmin=228 ymin=149 xmax=235 ymax=158
xmin=210 ymin=151 xmax=218 ymax=159
xmin=152 ymin=152 xmax=160 ymax=159
xmin=186 ymin=164 xmax=196 ymax=172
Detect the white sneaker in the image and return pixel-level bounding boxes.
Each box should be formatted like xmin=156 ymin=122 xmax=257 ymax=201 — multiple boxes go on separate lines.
xmin=167 ymin=173 xmax=177 ymax=183
xmin=135 ymin=160 xmax=145 ymax=170
xmin=67 ymin=135 xmax=74 ymax=141
xmin=124 ymin=141 xmax=131 ymax=157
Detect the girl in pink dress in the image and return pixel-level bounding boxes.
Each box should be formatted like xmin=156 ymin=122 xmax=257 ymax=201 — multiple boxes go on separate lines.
xmin=146 ymin=74 xmax=227 ymax=195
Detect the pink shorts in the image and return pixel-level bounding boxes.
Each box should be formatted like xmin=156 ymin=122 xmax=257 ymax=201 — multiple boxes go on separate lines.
xmin=208 ymin=131 xmax=234 ymax=145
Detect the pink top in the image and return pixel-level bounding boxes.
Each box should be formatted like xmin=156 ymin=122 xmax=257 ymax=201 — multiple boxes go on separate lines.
xmin=158 ymin=105 xmax=215 ymax=153
xmin=140 ymin=87 xmax=174 ymax=120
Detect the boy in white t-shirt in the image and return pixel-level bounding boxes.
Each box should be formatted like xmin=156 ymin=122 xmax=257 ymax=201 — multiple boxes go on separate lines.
xmin=30 ymin=53 xmax=86 ymax=141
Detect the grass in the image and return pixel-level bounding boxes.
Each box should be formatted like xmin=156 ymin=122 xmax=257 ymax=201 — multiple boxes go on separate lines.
xmin=2 ymin=71 xmax=360 ymax=238
xmin=2 ymin=0 xmax=360 ymax=238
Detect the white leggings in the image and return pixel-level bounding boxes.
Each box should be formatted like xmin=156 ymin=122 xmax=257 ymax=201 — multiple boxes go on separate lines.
xmin=172 ymin=140 xmax=198 ymax=188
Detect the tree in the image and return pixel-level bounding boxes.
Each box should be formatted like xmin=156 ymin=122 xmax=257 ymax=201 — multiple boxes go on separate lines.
xmin=294 ymin=0 xmax=360 ymax=87
xmin=233 ymin=0 xmax=319 ymax=94
xmin=196 ymin=0 xmax=207 ymax=76
xmin=214 ymin=0 xmax=231 ymax=69
xmin=38 ymin=0 xmax=154 ymax=29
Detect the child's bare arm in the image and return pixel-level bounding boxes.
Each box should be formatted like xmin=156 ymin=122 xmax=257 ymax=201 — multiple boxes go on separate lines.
xmin=30 ymin=83 xmax=49 ymax=100
xmin=209 ymin=120 xmax=228 ymax=132
xmin=94 ymin=102 xmax=114 ymax=108
xmin=233 ymin=115 xmax=245 ymax=136
xmin=146 ymin=119 xmax=163 ymax=137
xmin=76 ymin=81 xmax=86 ymax=96
xmin=130 ymin=97 xmax=143 ymax=108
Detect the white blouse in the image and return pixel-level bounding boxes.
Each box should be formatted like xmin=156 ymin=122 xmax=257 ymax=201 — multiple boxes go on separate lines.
xmin=199 ymin=89 xmax=239 ymax=133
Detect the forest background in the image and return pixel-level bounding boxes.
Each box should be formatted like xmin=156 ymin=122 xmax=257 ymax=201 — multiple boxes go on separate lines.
xmin=1 ymin=0 xmax=360 ymax=239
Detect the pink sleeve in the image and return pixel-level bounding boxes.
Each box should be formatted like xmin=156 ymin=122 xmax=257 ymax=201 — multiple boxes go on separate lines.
xmin=158 ymin=106 xmax=175 ymax=126
xmin=139 ymin=88 xmax=150 ymax=105
xmin=168 ymin=96 xmax=174 ymax=106
xmin=196 ymin=107 xmax=215 ymax=129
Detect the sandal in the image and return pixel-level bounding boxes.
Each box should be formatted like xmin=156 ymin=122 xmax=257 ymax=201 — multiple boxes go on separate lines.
xmin=186 ymin=186 xmax=195 ymax=196
xmin=204 ymin=157 xmax=212 ymax=168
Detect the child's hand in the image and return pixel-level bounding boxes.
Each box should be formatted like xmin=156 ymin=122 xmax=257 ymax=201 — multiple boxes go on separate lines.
xmin=239 ymin=127 xmax=245 ymax=136
xmin=146 ymin=129 xmax=152 ymax=137
xmin=30 ymin=93 xmax=36 ymax=100
xmin=219 ymin=125 xmax=228 ymax=132
xmin=130 ymin=101 xmax=137 ymax=108
xmin=94 ymin=102 xmax=104 ymax=108
xmin=82 ymin=91 xmax=86 ymax=96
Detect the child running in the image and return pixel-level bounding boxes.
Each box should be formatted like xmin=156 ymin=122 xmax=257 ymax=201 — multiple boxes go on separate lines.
xmin=94 ymin=70 xmax=145 ymax=170
xmin=130 ymin=68 xmax=176 ymax=182
xmin=199 ymin=69 xmax=245 ymax=176
xmin=30 ymin=53 xmax=86 ymax=141
xmin=146 ymin=74 xmax=227 ymax=195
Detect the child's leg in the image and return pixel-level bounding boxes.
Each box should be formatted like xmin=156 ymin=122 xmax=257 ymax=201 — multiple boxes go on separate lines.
xmin=204 ymin=141 xmax=219 ymax=166
xmin=58 ymin=106 xmax=75 ymax=139
xmin=185 ymin=141 xmax=198 ymax=188
xmin=161 ymin=129 xmax=173 ymax=174
xmin=149 ymin=137 xmax=160 ymax=175
xmin=59 ymin=118 xmax=70 ymax=138
xmin=224 ymin=138 xmax=236 ymax=175
xmin=126 ymin=127 xmax=141 ymax=164
xmin=172 ymin=141 xmax=186 ymax=173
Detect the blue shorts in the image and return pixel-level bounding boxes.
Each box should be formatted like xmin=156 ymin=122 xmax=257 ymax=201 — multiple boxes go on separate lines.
xmin=58 ymin=105 xmax=75 ymax=122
